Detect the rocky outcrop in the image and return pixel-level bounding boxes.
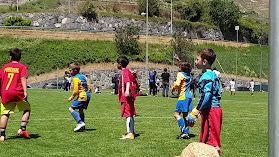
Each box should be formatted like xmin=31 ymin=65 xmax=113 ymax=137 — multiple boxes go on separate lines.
xmin=0 ymin=13 xmax=224 ymax=40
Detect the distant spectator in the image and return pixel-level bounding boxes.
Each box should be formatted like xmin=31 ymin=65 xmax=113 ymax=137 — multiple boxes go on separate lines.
xmin=250 ymin=79 xmax=255 ymax=96
xmin=64 ymin=71 xmax=69 ymax=91
xmin=161 ymin=68 xmax=170 ymax=97
xmin=190 ymin=73 xmax=197 ymax=99
xmin=95 ymin=85 xmax=102 ymax=94
xmin=230 ymin=79 xmax=236 ymax=96
xmin=113 ymin=71 xmax=120 ymax=95
xmin=213 ymin=67 xmax=221 ymax=80
xmin=221 ymin=81 xmax=225 ymax=92
xmin=149 ymin=71 xmax=157 ymax=96
xmin=132 ymin=70 xmax=137 ymax=79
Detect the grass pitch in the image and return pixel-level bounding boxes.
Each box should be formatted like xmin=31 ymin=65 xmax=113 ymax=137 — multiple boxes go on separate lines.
xmin=0 ymin=89 xmax=267 ymax=157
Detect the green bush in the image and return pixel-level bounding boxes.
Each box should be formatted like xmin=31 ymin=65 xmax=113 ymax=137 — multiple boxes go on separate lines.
xmin=78 ymin=1 xmax=98 ymax=22
xmin=174 ymin=0 xmax=204 ymax=22
xmin=138 ymin=0 xmax=160 ymax=17
xmin=4 ymin=16 xmax=32 ymax=26
xmin=115 ymin=25 xmax=142 ymax=59
xmin=209 ymin=0 xmax=241 ymax=39
xmin=238 ymin=17 xmax=269 ymax=44
xmin=171 ymin=30 xmax=195 ymax=62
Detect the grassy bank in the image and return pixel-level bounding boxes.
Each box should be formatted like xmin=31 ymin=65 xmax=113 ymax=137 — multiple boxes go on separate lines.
xmin=0 ymin=36 xmax=269 ymax=78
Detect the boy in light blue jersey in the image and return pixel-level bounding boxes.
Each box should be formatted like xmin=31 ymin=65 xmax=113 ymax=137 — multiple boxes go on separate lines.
xmin=187 ymin=49 xmax=222 ymax=156
xmin=68 ymin=63 xmax=92 ymax=132
xmin=171 ymin=62 xmax=192 ymax=140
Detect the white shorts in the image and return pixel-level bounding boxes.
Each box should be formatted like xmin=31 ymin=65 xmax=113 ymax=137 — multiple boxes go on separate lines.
xmin=231 ymin=88 xmax=235 ymax=92
xmin=250 ymin=88 xmax=254 ymax=92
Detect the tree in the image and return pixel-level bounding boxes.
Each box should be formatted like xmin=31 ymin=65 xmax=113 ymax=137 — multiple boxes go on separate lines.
xmin=115 ymin=25 xmax=141 ymax=56
xmin=174 ymin=0 xmax=204 ymax=22
xmin=78 ymin=1 xmax=98 ymax=22
xmin=209 ymin=0 xmax=241 ymax=39
xmin=138 ymin=0 xmax=160 ymax=17
xmin=171 ymin=29 xmax=195 ymax=62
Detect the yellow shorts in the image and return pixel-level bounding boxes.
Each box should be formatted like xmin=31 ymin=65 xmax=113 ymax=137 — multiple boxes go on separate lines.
xmin=1 ymin=100 xmax=31 ymax=115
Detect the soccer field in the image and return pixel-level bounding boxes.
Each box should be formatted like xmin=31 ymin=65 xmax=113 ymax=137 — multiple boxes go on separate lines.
xmin=0 ymin=89 xmax=268 ymax=157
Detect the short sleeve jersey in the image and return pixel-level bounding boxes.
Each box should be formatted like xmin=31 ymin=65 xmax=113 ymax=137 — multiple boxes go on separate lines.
xmin=172 ymin=72 xmax=192 ymax=100
xmin=230 ymin=81 xmax=235 ymax=89
xmin=70 ymin=73 xmax=92 ymax=101
xmin=196 ymin=70 xmax=222 ymax=111
xmin=0 ymin=62 xmax=28 ymax=104
xmin=119 ymin=69 xmax=135 ymax=102
xmin=161 ymin=72 xmax=170 ymax=82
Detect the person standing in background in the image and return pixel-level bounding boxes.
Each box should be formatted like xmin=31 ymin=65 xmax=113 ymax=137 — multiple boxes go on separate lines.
xmin=161 ymin=68 xmax=170 ymax=97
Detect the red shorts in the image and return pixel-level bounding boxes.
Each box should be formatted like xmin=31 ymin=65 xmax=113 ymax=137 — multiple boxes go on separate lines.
xmin=200 ymin=107 xmax=223 ymax=148
xmin=121 ymin=101 xmax=135 ymax=117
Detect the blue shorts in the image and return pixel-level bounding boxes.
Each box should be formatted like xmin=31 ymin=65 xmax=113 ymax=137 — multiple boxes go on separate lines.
xmin=175 ymin=99 xmax=192 ymax=113
xmin=71 ymin=100 xmax=90 ymax=110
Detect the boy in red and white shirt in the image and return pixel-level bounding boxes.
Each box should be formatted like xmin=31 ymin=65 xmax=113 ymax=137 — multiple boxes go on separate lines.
xmin=117 ymin=56 xmax=137 ymax=140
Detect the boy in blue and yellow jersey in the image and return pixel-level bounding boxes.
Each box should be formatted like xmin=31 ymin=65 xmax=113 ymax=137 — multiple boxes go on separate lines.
xmin=171 ymin=62 xmax=192 ymax=140
xmin=187 ymin=49 xmax=222 ymax=156
xmin=67 ymin=63 xmax=92 ymax=132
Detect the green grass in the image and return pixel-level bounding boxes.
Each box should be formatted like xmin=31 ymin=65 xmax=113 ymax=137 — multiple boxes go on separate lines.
xmin=0 ymin=89 xmax=268 ymax=156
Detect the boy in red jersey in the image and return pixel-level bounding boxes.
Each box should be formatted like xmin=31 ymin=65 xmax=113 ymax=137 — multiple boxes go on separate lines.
xmin=0 ymin=48 xmax=31 ymax=141
xmin=117 ymin=56 xmax=137 ymax=140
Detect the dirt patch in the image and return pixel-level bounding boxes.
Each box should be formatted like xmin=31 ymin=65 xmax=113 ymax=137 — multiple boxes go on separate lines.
xmin=0 ymin=28 xmax=251 ymax=47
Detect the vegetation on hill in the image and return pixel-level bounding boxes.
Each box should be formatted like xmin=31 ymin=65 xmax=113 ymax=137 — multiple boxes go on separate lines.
xmin=0 ymin=0 xmax=269 ymax=44
xmin=0 ymin=35 xmax=269 ymax=79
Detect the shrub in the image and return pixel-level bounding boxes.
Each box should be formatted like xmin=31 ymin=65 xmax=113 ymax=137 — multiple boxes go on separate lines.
xmin=78 ymin=1 xmax=98 ymax=22
xmin=170 ymin=29 xmax=195 ymax=62
xmin=4 ymin=16 xmax=32 ymax=26
xmin=174 ymin=0 xmax=204 ymax=22
xmin=138 ymin=0 xmax=160 ymax=17
xmin=115 ymin=25 xmax=142 ymax=59
xmin=209 ymin=0 xmax=241 ymax=39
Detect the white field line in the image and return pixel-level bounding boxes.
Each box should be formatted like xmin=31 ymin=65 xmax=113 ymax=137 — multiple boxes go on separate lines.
xmin=8 ymin=116 xmax=267 ymax=122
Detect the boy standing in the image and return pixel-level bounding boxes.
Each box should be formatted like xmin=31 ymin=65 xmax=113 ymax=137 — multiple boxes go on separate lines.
xmin=230 ymin=79 xmax=236 ymax=95
xmin=187 ymin=49 xmax=223 ymax=156
xmin=171 ymin=62 xmax=192 ymax=139
xmin=68 ymin=63 xmax=92 ymax=132
xmin=161 ymin=68 xmax=170 ymax=97
xmin=250 ymin=79 xmax=254 ymax=96
xmin=117 ymin=56 xmax=136 ymax=140
xmin=0 ymin=48 xmax=31 ymax=141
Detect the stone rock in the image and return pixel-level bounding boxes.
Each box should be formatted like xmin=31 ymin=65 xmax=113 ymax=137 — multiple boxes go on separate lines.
xmin=61 ymin=18 xmax=68 ymax=24
xmin=54 ymin=23 xmax=62 ymax=28
xmin=33 ymin=21 xmax=39 ymax=27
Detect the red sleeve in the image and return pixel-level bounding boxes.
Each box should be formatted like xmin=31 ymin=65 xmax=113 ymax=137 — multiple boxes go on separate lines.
xmin=0 ymin=67 xmax=3 ymax=79
xmin=123 ymin=70 xmax=131 ymax=84
xmin=21 ymin=65 xmax=28 ymax=78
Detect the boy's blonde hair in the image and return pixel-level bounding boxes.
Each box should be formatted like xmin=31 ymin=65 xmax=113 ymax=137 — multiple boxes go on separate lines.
xmin=179 ymin=62 xmax=192 ymax=73
xmin=69 ymin=63 xmax=80 ymax=73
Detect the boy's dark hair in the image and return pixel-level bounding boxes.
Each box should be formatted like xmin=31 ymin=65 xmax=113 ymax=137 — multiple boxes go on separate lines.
xmin=117 ymin=56 xmax=129 ymax=68
xmin=197 ymin=49 xmax=216 ymax=65
xmin=179 ymin=62 xmax=192 ymax=73
xmin=164 ymin=68 xmax=167 ymax=72
xmin=10 ymin=48 xmax=21 ymax=62
xmin=232 ymin=79 xmax=234 ymax=81
xmin=69 ymin=63 xmax=80 ymax=73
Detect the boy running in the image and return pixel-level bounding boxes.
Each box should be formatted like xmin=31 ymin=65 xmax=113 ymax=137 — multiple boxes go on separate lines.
xmin=0 ymin=48 xmax=31 ymax=141
xmin=187 ymin=49 xmax=223 ymax=156
xmin=230 ymin=79 xmax=236 ymax=95
xmin=68 ymin=63 xmax=92 ymax=132
xmin=117 ymin=56 xmax=137 ymax=140
xmin=250 ymin=79 xmax=254 ymax=96
xmin=171 ymin=62 xmax=193 ymax=139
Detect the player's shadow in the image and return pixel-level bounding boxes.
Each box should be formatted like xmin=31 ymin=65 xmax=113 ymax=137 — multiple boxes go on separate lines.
xmin=135 ymin=133 xmax=142 ymax=138
xmin=76 ymin=128 xmax=97 ymax=132
xmin=7 ymin=134 xmax=41 ymax=140
xmin=189 ymin=134 xmax=196 ymax=138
